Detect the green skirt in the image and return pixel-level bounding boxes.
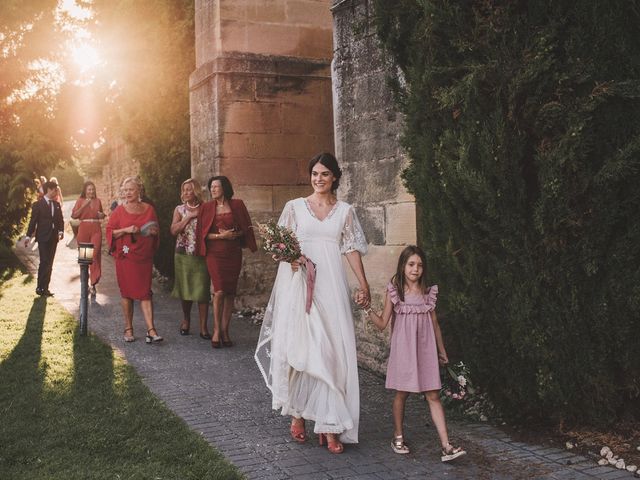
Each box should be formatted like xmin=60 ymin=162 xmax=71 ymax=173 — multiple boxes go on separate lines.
xmin=172 ymin=253 xmax=211 ymax=303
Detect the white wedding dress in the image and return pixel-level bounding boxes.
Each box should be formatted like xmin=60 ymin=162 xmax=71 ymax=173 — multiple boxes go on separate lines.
xmin=255 ymin=198 xmax=367 ymax=443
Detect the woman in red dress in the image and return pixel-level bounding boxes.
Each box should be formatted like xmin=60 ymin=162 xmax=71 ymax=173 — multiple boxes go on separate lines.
xmin=106 ymin=176 xmax=163 ymax=344
xmin=197 ymin=176 xmax=257 ymax=348
xmin=71 ymin=181 xmax=105 ymax=294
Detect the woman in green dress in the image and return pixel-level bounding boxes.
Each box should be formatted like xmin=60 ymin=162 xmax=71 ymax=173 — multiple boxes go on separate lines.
xmin=170 ymin=178 xmax=211 ymax=338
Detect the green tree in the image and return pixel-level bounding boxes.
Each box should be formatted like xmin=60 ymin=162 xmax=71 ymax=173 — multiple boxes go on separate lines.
xmin=374 ymin=0 xmax=640 ymax=425
xmin=0 ymin=0 xmax=71 ymax=242
xmin=91 ymin=0 xmax=194 ymax=275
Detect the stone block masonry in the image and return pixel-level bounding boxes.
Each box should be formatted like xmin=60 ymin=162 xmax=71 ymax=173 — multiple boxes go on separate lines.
xmin=190 ymin=0 xmax=335 ymax=307
xmin=332 ymin=0 xmax=416 ymax=374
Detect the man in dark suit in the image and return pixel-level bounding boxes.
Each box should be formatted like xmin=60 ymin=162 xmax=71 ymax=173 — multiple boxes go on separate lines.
xmin=24 ymin=181 xmax=65 ymax=296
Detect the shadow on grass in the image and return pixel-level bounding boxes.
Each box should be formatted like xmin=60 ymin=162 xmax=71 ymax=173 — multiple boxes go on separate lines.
xmin=0 ymin=240 xmax=242 ymax=479
xmin=0 ymin=297 xmax=47 ymax=471
xmin=60 ymin=332 xmax=242 ymax=479
xmin=0 ymin=243 xmax=31 ymax=293
xmin=0 ymin=305 xmax=242 ymax=479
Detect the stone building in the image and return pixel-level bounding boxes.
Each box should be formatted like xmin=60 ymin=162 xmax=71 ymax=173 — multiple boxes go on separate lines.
xmin=331 ymin=0 xmax=416 ymax=371
xmin=189 ymin=0 xmax=335 ymax=305
xmin=190 ymin=0 xmax=417 ymax=373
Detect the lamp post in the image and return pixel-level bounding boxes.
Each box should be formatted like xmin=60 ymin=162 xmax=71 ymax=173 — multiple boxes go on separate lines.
xmin=77 ymin=242 xmax=94 ymax=336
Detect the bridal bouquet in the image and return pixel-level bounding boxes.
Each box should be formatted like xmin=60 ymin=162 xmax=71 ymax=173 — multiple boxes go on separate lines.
xmin=256 ymin=220 xmax=316 ymax=314
xmin=256 ymin=221 xmax=301 ymax=262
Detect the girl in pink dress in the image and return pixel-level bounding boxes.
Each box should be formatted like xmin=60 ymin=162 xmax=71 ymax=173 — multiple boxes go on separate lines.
xmin=364 ymin=245 xmax=466 ymax=462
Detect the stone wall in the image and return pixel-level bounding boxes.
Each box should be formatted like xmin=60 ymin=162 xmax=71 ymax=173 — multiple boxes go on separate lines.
xmin=332 ymin=0 xmax=416 ymax=374
xmin=190 ymin=0 xmax=335 ymax=307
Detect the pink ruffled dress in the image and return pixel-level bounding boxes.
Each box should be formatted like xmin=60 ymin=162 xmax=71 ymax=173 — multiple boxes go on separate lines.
xmin=385 ymin=283 xmax=441 ymax=392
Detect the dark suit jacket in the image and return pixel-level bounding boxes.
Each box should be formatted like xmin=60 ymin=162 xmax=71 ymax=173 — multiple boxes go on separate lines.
xmin=196 ymin=198 xmax=257 ymax=256
xmin=26 ymin=197 xmax=64 ymax=243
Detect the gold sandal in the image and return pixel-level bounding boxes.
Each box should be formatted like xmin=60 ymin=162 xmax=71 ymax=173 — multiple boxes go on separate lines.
xmin=441 ymin=443 xmax=466 ymax=462
xmin=391 ymin=435 xmax=410 ymax=454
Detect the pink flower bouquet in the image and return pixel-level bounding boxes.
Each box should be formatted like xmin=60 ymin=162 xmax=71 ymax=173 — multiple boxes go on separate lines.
xmin=441 ymin=361 xmax=474 ymax=401
xmin=257 ymin=221 xmax=316 ymax=314
xmin=256 ymin=221 xmax=302 ymax=263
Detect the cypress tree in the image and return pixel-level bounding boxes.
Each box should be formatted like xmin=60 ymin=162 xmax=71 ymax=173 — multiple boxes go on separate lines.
xmin=374 ymin=0 xmax=640 ymax=424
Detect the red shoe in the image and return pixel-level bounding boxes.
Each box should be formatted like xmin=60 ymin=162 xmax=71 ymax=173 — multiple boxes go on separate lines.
xmin=290 ymin=418 xmax=306 ymax=443
xmin=318 ymin=433 xmax=343 ymax=454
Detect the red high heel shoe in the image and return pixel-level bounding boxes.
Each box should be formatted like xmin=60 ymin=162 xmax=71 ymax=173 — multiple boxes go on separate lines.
xmin=318 ymin=433 xmax=343 ymax=454
xmin=290 ymin=418 xmax=306 ymax=443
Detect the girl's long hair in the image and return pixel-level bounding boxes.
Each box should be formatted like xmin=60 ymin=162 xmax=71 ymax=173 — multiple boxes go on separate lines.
xmin=391 ymin=245 xmax=429 ymax=302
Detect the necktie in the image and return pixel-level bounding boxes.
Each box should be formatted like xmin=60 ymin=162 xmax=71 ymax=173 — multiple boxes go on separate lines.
xmin=47 ymin=200 xmax=54 ymax=230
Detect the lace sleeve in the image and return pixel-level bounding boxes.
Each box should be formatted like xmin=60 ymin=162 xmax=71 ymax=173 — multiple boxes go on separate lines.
xmin=277 ymin=200 xmax=297 ymax=230
xmin=340 ymin=205 xmax=368 ymax=255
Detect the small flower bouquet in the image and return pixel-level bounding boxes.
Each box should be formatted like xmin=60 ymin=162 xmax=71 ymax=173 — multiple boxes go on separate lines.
xmin=441 ymin=361 xmax=475 ymax=401
xmin=256 ymin=220 xmax=316 ymax=314
xmin=256 ymin=221 xmax=301 ymax=262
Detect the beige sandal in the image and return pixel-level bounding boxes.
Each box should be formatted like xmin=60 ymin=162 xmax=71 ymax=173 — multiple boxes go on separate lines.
xmin=391 ymin=434 xmax=410 ymax=454
xmin=441 ymin=443 xmax=466 ymax=462
xmin=123 ymin=327 xmax=135 ymax=342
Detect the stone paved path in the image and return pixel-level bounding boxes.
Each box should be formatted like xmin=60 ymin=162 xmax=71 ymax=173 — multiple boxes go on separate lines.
xmin=13 ymin=203 xmax=635 ymax=480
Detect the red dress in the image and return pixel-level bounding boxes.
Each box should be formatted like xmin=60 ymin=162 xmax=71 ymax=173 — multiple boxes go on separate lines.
xmin=196 ymin=199 xmax=257 ymax=295
xmin=72 ymin=197 xmax=104 ymax=286
xmin=206 ymin=212 xmax=243 ymax=294
xmin=106 ymin=204 xmax=159 ymax=300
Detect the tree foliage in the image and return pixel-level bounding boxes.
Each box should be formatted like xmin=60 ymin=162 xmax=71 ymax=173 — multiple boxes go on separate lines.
xmin=0 ymin=0 xmax=71 ymax=242
xmin=374 ymin=0 xmax=640 ymax=424
xmin=91 ymin=0 xmax=194 ymax=275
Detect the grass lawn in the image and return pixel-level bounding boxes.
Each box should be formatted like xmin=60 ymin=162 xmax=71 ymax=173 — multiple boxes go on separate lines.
xmin=0 ymin=245 xmax=243 ymax=480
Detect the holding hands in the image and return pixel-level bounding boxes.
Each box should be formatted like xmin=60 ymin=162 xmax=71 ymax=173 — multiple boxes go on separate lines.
xmin=354 ymin=286 xmax=371 ymax=309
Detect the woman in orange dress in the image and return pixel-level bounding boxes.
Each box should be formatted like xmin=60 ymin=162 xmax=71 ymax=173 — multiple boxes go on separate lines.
xmin=197 ymin=176 xmax=257 ymax=348
xmin=71 ymin=181 xmax=105 ymax=294
xmin=106 ymin=176 xmax=163 ymax=344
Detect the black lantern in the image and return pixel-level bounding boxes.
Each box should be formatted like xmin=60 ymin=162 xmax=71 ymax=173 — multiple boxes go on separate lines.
xmin=77 ymin=242 xmax=94 ymax=335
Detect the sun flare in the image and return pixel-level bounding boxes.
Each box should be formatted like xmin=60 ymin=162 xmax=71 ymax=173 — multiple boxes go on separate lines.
xmin=71 ymin=42 xmax=100 ymax=71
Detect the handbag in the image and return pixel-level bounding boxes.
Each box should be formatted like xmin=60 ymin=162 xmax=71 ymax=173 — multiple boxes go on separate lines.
xmin=69 ymin=218 xmax=81 ymax=228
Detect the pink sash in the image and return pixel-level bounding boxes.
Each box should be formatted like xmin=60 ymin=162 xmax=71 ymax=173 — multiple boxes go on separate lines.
xmin=300 ymin=256 xmax=316 ymax=314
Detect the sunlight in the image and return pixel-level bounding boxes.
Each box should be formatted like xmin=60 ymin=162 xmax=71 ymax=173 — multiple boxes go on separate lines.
xmin=57 ymin=0 xmax=102 ymax=79
xmin=58 ymin=0 xmax=93 ymax=21
xmin=71 ymin=42 xmax=100 ymax=71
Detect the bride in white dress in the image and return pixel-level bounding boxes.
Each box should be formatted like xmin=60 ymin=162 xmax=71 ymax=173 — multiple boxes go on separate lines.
xmin=255 ymin=153 xmax=371 ymax=453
